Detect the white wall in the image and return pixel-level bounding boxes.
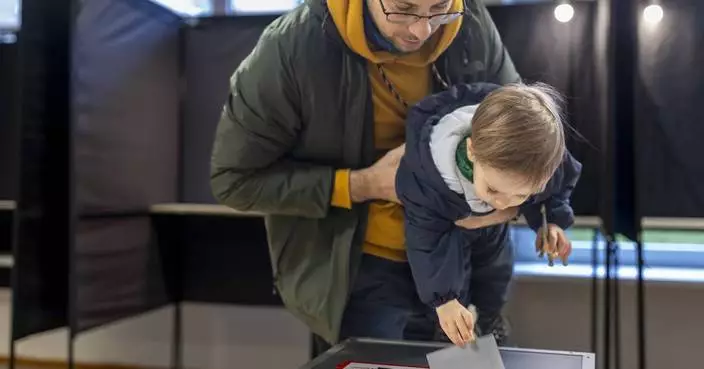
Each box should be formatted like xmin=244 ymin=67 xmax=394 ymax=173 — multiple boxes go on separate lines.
xmin=505 ymin=276 xmax=704 ymax=369
xmin=1 ymin=275 xmax=703 ymax=369
xmin=0 ymin=290 xmax=310 ymax=369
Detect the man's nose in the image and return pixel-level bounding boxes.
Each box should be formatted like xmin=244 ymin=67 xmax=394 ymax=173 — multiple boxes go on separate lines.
xmin=408 ymin=18 xmax=432 ymax=41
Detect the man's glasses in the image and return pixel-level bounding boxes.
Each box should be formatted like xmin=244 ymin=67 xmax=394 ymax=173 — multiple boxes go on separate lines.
xmin=379 ymin=0 xmax=464 ymax=26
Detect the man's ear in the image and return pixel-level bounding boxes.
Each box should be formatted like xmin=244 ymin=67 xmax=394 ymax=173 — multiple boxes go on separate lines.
xmin=466 ymin=138 xmax=475 ymax=162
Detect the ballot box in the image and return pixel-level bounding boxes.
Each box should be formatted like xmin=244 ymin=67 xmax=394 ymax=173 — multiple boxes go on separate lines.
xmin=301 ymin=338 xmax=595 ymax=369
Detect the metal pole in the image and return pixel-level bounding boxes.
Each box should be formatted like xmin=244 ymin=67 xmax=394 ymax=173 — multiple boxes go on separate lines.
xmin=636 ymin=238 xmax=646 ymax=369
xmin=603 ymin=237 xmax=612 ymax=369
xmin=172 ymin=303 xmax=183 ymax=369
xmin=590 ymin=228 xmax=599 ymax=355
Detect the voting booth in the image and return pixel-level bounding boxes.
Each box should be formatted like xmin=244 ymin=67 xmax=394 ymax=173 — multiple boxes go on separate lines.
xmin=8 ymin=0 xmax=704 ymax=368
xmin=303 ymin=338 xmax=595 ymax=369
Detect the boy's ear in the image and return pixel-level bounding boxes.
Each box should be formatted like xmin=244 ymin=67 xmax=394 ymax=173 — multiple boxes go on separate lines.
xmin=466 ymin=138 xmax=475 ymax=162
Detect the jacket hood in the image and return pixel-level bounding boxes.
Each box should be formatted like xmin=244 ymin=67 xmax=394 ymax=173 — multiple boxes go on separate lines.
xmin=400 ymin=83 xmax=501 ymax=212
xmin=306 ymin=0 xmax=327 ymax=16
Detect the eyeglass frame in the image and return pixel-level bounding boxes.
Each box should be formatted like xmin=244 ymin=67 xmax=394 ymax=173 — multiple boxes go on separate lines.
xmin=378 ymin=0 xmax=466 ymax=26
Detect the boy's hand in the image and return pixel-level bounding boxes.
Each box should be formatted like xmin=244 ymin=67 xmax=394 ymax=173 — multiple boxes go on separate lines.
xmin=435 ymin=300 xmax=477 ymax=347
xmin=455 ymin=206 xmax=519 ymax=230
xmin=536 ymin=224 xmax=572 ymax=266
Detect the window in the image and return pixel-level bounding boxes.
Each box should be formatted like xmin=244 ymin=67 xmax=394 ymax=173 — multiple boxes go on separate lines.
xmin=510 ymin=222 xmax=704 ymax=282
xmin=0 ymin=0 xmax=20 ymax=30
xmin=229 ymin=0 xmax=303 ymax=15
xmin=147 ymin=0 xmax=212 ymax=16
xmin=0 ymin=0 xmax=20 ymax=43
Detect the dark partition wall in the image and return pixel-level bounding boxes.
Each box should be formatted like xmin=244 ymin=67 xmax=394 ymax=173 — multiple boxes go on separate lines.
xmin=152 ymin=214 xmax=279 ymax=305
xmin=12 ymin=0 xmax=72 ymax=340
xmin=636 ymin=0 xmax=704 ymax=217
xmin=489 ymin=2 xmax=599 ymax=216
xmin=73 ymin=0 xmax=181 ymax=215
xmin=0 ymin=42 xmax=20 ymax=205
xmin=73 ymin=216 xmax=172 ymax=331
xmin=181 ymin=16 xmax=276 ymax=203
xmin=71 ymin=0 xmax=181 ymax=333
xmin=0 ymin=41 xmax=20 ymax=264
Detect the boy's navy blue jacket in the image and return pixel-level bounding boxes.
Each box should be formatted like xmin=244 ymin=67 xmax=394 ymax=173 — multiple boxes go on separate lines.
xmin=396 ymin=83 xmax=583 ymax=308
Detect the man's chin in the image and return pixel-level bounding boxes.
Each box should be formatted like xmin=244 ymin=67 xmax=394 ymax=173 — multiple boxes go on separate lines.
xmin=394 ymin=39 xmax=424 ymax=53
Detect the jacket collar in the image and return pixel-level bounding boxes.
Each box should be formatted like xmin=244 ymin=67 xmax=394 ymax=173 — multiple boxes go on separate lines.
xmin=306 ymin=0 xmax=328 ymax=17
xmin=306 ymin=0 xmax=349 ymax=50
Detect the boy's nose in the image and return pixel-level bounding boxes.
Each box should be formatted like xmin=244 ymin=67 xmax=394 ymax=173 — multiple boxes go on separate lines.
xmin=493 ymin=198 xmax=509 ymax=210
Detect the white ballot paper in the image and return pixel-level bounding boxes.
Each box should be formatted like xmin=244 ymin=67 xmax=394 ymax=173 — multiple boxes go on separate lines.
xmin=426 ymin=335 xmax=505 ymax=369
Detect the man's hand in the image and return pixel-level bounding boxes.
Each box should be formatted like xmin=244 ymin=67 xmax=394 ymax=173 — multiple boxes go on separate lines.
xmin=454 ymin=206 xmax=519 ymax=230
xmin=349 ymin=144 xmax=405 ymax=203
xmin=436 ymin=300 xmax=477 ymax=347
xmin=536 ymin=223 xmax=572 ymax=266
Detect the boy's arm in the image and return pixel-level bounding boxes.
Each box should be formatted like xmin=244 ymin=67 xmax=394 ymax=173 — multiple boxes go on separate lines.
xmin=404 ymin=202 xmax=467 ymax=308
xmin=406 ymin=210 xmax=466 ymax=308
xmin=397 ymin=161 xmax=467 ymax=308
xmin=455 ymin=206 xmax=519 ymax=230
xmin=521 ymin=152 xmax=583 ymax=231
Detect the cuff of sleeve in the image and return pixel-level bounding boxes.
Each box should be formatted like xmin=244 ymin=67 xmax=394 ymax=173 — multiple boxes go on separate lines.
xmin=429 ymin=292 xmax=459 ymax=309
xmin=518 ymin=206 xmax=542 ymax=232
xmin=549 ymin=212 xmax=575 ymax=230
xmin=331 ymin=169 xmax=352 ymax=209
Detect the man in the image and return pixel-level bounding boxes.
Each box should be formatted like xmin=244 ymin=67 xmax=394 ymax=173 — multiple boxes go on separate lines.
xmin=210 ymin=0 xmax=520 ymax=353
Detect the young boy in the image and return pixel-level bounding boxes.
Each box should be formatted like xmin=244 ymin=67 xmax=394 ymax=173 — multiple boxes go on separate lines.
xmin=396 ymin=82 xmax=582 ymax=346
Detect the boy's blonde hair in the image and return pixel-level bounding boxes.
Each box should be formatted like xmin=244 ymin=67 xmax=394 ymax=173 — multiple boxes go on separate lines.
xmin=471 ymin=82 xmax=567 ymax=188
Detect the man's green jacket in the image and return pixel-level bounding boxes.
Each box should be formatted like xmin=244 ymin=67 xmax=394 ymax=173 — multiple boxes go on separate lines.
xmin=210 ymin=0 xmax=521 ymax=344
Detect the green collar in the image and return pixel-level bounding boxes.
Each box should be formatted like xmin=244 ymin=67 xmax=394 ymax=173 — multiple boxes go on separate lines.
xmin=455 ymin=137 xmax=473 ymax=182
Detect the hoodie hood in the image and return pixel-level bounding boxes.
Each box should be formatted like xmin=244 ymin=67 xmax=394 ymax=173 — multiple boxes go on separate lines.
xmin=429 ymin=104 xmax=495 ymax=214
xmin=327 ymin=0 xmax=463 ymax=65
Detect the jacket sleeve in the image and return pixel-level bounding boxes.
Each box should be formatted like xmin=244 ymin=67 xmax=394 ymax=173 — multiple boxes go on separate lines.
xmin=521 ymin=152 xmax=583 ymax=231
xmin=397 ymin=159 xmax=466 ymax=308
xmin=210 ymin=26 xmax=334 ymax=218
xmin=475 ymin=0 xmax=521 ymax=85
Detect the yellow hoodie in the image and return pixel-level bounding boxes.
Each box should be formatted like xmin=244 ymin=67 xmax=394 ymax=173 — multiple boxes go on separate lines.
xmin=328 ymin=0 xmax=463 ymax=261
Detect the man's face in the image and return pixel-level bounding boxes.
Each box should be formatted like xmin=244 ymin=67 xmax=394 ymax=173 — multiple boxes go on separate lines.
xmin=367 ymin=0 xmax=454 ymax=53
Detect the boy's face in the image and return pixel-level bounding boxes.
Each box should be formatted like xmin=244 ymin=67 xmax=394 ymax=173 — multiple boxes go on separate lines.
xmin=467 ymin=140 xmax=545 ymax=210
